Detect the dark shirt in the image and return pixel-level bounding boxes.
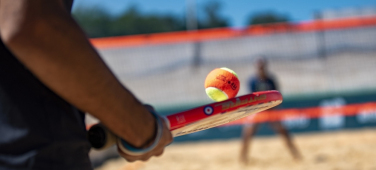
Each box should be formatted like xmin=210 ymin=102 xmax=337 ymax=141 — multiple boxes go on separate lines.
xmin=248 ymin=75 xmax=278 ymax=92
xmin=0 ymin=1 xmax=92 ymax=169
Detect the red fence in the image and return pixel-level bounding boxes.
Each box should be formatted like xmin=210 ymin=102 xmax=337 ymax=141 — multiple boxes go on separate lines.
xmin=90 ymin=16 xmax=376 ymax=49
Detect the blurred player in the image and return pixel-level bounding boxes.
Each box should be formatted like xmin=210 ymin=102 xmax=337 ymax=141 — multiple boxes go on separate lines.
xmin=240 ymin=58 xmax=301 ymax=164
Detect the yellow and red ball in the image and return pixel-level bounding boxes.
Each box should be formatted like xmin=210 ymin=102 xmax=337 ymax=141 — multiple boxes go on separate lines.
xmin=204 ymin=67 xmax=240 ymax=102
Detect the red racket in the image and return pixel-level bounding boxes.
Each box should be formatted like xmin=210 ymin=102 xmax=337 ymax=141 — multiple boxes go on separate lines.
xmin=88 ymin=90 xmax=282 ymax=152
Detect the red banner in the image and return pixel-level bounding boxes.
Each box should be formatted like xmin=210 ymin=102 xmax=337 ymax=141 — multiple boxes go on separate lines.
xmin=225 ymin=102 xmax=376 ymax=125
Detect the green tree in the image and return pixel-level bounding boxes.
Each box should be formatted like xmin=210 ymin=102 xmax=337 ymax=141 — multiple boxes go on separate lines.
xmin=72 ymin=2 xmax=230 ymax=38
xmin=247 ymin=12 xmax=289 ymax=25
xmin=72 ymin=7 xmax=114 ymax=38
xmin=198 ymin=1 xmax=229 ymax=29
xmin=110 ymin=6 xmax=186 ymax=36
xmin=72 ymin=6 xmax=186 ymax=38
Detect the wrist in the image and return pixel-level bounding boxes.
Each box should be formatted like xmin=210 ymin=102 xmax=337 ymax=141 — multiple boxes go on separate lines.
xmin=118 ymin=110 xmax=164 ymax=155
xmin=122 ymin=103 xmax=156 ymax=148
xmin=129 ymin=112 xmax=158 ymax=149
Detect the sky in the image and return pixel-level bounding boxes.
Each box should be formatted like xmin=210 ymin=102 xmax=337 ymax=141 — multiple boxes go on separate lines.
xmin=72 ymin=0 xmax=376 ymax=28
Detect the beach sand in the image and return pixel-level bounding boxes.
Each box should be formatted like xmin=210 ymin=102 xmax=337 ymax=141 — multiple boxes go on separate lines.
xmin=96 ymin=128 xmax=376 ymax=170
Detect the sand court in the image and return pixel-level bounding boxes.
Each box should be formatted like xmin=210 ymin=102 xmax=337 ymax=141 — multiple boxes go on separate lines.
xmin=96 ymin=128 xmax=376 ymax=170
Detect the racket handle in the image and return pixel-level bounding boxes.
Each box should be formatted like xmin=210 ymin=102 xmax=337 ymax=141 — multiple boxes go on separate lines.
xmin=87 ymin=124 xmax=117 ymax=150
xmin=88 ymin=113 xmax=166 ymax=154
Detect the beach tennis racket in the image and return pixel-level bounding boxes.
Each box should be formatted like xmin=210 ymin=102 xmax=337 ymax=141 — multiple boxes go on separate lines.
xmin=88 ymin=90 xmax=282 ymax=152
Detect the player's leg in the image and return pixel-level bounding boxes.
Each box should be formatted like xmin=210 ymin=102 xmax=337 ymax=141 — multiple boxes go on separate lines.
xmin=240 ymin=123 xmax=259 ymax=164
xmin=271 ymin=121 xmax=302 ymax=160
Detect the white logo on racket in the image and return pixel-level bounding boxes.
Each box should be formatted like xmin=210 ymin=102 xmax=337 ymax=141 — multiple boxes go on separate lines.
xmin=204 ymin=106 xmax=214 ymax=115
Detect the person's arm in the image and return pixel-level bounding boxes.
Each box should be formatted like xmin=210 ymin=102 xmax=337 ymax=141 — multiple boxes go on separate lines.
xmin=0 ymin=0 xmax=171 ymax=153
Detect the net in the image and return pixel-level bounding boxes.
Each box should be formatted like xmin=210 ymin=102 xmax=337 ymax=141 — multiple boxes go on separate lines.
xmin=92 ymin=16 xmax=376 ymax=107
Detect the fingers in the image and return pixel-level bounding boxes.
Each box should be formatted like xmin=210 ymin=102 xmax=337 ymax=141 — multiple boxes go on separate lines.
xmin=117 ymin=147 xmax=151 ymax=162
xmin=118 ymin=147 xmax=164 ymax=162
xmin=155 ymin=149 xmax=164 ymax=157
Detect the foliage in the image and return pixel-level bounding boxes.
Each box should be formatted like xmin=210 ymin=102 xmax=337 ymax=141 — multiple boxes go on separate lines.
xmin=73 ymin=2 xmax=289 ymax=38
xmin=73 ymin=2 xmax=231 ymax=38
xmin=197 ymin=1 xmax=229 ymax=29
xmin=247 ymin=12 xmax=289 ymax=25
xmin=72 ymin=6 xmax=186 ymax=38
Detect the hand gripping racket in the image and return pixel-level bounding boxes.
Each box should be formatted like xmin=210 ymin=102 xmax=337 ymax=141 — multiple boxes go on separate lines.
xmin=88 ymin=90 xmax=282 ymax=153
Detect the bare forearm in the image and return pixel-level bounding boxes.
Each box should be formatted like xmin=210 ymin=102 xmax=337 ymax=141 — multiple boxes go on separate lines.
xmin=0 ymin=0 xmax=154 ymax=147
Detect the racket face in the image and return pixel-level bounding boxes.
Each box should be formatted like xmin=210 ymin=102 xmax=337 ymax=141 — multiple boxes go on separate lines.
xmin=165 ymin=90 xmax=282 ymax=137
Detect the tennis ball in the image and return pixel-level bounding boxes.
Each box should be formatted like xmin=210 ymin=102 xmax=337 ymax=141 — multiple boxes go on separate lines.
xmin=205 ymin=67 xmax=240 ymax=102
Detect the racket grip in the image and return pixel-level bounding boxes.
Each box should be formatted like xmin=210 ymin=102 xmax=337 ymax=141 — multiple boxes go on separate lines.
xmin=88 ymin=113 xmax=165 ymax=154
xmin=87 ymin=124 xmax=117 ymax=150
